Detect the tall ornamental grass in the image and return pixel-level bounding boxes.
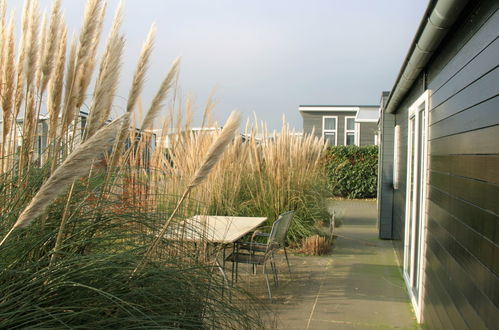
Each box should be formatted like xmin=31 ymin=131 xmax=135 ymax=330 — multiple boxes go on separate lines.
xmin=149 ymin=115 xmax=330 ymax=246
xmin=0 ymin=0 xmax=265 ymax=328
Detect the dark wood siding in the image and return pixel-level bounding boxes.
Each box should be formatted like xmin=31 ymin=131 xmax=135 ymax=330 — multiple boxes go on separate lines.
xmin=389 ymin=2 xmax=499 ymax=329
xmin=377 ymin=100 xmax=395 ymax=239
xmin=359 ymin=122 xmax=377 ymax=146
xmin=300 ymin=111 xmax=357 ymax=145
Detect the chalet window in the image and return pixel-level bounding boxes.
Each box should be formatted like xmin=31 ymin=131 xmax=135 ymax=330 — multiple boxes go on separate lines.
xmin=345 ymin=116 xmax=357 ymax=145
xmin=322 ymin=116 xmax=337 ymax=145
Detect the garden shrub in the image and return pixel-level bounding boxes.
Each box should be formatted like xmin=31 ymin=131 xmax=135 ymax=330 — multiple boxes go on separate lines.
xmin=326 ymin=145 xmax=378 ymax=199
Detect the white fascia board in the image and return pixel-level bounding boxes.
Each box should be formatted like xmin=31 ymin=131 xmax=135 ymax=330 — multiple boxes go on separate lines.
xmin=299 ymin=106 xmax=360 ymax=112
xmin=355 ymin=118 xmax=379 ymax=123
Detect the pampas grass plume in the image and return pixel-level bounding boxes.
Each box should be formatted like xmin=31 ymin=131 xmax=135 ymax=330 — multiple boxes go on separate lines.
xmin=140 ymin=57 xmax=180 ymax=131
xmin=0 ymin=114 xmax=129 ymax=246
xmin=189 ymin=111 xmax=240 ymax=187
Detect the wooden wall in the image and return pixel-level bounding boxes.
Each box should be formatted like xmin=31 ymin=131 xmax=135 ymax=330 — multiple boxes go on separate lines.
xmin=390 ymin=1 xmax=498 ymax=328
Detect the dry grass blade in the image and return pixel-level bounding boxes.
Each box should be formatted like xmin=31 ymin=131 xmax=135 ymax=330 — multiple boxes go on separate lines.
xmin=25 ymin=0 xmax=39 ymax=87
xmin=61 ymin=33 xmax=77 ymax=131
xmin=40 ymin=0 xmax=61 ymax=92
xmin=141 ymin=57 xmax=180 ymax=131
xmin=0 ymin=0 xmax=6 ymax=81
xmin=0 ymin=114 xmax=129 ymax=247
xmin=13 ymin=0 xmax=31 ymax=116
xmin=127 ymin=23 xmax=155 ymax=113
xmin=47 ymin=24 xmax=66 ymax=143
xmin=189 ymin=111 xmax=241 ymax=187
xmin=133 ymin=111 xmax=241 ymax=276
xmin=106 ymin=25 xmax=155 ymax=176
xmin=74 ymin=0 xmax=105 ymax=109
xmin=1 ymin=14 xmax=15 ymax=141
xmin=84 ymin=3 xmax=123 ymax=139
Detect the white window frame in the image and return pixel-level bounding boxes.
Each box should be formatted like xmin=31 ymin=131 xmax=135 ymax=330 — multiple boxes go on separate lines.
xmin=403 ymin=90 xmax=430 ymax=323
xmin=344 ymin=116 xmax=358 ymax=146
xmin=322 ymin=116 xmax=338 ymax=145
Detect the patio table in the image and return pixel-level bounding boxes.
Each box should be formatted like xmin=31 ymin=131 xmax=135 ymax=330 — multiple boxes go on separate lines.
xmin=168 ymin=215 xmax=267 ymax=284
xmin=173 ymin=215 xmax=268 ymax=243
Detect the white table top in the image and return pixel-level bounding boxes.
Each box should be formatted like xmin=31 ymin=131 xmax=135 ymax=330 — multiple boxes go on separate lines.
xmin=169 ymin=215 xmax=267 ymax=244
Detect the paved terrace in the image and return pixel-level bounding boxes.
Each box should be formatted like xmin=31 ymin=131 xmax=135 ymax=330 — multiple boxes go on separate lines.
xmin=244 ymin=200 xmax=418 ymax=329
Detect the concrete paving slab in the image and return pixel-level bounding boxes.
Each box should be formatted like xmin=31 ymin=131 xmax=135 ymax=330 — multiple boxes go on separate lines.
xmin=259 ymin=199 xmax=419 ymax=329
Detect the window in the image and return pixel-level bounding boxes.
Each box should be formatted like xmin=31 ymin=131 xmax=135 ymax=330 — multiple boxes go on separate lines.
xmin=345 ymin=116 xmax=357 ymax=145
xmin=322 ymin=116 xmax=337 ymax=145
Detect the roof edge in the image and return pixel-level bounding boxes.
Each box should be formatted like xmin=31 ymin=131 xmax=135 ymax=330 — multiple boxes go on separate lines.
xmin=384 ymin=0 xmax=470 ymax=114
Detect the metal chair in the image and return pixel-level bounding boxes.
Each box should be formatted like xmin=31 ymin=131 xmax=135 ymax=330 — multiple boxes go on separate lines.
xmin=225 ymin=211 xmax=295 ymax=300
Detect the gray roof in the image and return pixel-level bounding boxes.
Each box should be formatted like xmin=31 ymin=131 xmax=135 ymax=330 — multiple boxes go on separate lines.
xmin=299 ymin=104 xmax=379 ymax=108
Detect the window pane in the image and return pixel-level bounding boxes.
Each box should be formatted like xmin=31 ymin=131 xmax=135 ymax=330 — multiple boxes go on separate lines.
xmin=346 ymin=132 xmax=355 ymax=145
xmin=324 ymin=132 xmax=336 ymax=145
xmin=346 ymin=118 xmax=355 ymax=131
xmin=324 ymin=117 xmax=336 ymax=130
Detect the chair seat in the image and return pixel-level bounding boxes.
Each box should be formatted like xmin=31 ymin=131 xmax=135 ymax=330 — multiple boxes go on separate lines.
xmin=236 ymin=242 xmax=267 ymax=252
xmin=225 ymin=252 xmax=266 ymax=265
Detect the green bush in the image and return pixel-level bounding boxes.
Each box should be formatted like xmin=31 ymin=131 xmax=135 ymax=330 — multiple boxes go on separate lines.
xmin=326 ymin=145 xmax=378 ymax=199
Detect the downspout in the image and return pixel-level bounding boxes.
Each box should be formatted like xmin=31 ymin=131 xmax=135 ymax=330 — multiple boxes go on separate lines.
xmin=385 ymin=0 xmax=469 ymax=114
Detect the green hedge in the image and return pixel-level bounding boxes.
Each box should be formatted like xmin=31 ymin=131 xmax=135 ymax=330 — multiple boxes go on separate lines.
xmin=326 ymin=145 xmax=378 ymax=199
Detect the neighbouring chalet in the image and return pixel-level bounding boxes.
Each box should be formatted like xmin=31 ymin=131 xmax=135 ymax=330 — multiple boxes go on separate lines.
xmin=299 ymin=105 xmax=379 ymax=146
xmin=0 ymin=111 xmax=155 ymax=166
xmin=377 ymin=0 xmax=498 ymax=328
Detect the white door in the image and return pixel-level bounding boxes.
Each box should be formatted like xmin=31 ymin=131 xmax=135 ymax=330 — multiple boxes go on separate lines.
xmin=403 ymin=90 xmax=429 ymax=322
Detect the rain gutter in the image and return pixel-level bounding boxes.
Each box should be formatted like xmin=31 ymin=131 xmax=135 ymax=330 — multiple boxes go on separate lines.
xmin=385 ymin=0 xmax=469 ymax=114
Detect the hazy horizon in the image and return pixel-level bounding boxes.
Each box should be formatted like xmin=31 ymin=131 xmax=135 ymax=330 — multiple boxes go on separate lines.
xmin=8 ymin=0 xmax=428 ymax=130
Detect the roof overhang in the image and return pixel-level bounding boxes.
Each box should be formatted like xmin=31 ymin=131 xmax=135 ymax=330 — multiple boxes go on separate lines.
xmin=299 ymin=106 xmax=359 ymax=112
xmin=384 ymin=0 xmax=470 ymax=114
xmin=355 ymin=107 xmax=380 ymax=123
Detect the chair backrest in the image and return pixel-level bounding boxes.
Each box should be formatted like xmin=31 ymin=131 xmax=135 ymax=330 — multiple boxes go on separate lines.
xmin=267 ymin=211 xmax=295 ymax=249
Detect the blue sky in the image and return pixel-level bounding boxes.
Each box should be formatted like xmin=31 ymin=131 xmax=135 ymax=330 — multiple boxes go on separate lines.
xmin=12 ymin=0 xmax=428 ymax=130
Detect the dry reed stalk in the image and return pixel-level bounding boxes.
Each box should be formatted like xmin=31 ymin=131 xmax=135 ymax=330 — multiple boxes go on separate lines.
xmin=73 ymin=0 xmax=105 ymax=109
xmin=200 ymin=88 xmax=217 ymax=128
xmin=35 ymin=11 xmax=46 ymax=90
xmin=47 ymin=25 xmax=66 ymax=146
xmin=20 ymin=1 xmax=40 ymax=173
xmin=105 ymin=25 xmax=155 ymax=182
xmin=127 ymin=24 xmax=155 ymax=114
xmin=1 ymin=14 xmax=15 ymax=167
xmin=132 ymin=111 xmax=241 ymax=276
xmin=0 ymin=114 xmax=128 ymax=247
xmin=112 ymin=28 xmax=155 ymax=163
xmin=83 ymin=3 xmax=123 ymax=140
xmin=25 ymin=0 xmax=39 ymax=88
xmin=140 ymin=57 xmax=180 ymax=131
xmin=301 ymin=235 xmax=331 ymax=256
xmin=40 ymin=0 xmax=61 ymax=92
xmin=13 ymin=0 xmax=31 ymax=118
xmin=0 ymin=0 xmax=6 ymax=82
xmin=60 ymin=33 xmax=77 ymax=133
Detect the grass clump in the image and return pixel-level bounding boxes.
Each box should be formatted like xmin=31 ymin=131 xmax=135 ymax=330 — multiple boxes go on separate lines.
xmin=0 ymin=0 xmax=330 ymax=327
xmin=0 ymin=0 xmax=264 ymax=328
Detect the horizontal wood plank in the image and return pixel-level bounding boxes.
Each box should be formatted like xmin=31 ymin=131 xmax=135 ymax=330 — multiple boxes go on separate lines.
xmin=428 ymin=186 xmax=497 ymax=244
xmin=430 ymin=95 xmax=499 ymax=140
xmin=428 ymin=200 xmax=498 ymax=300
xmin=428 ymin=8 xmax=499 ymax=91
xmin=430 ymin=125 xmax=499 ymax=155
xmin=430 ymin=171 xmax=499 ymax=214
xmin=430 ymin=154 xmax=499 ymax=185
xmin=431 ymin=37 xmax=499 ymax=109
xmin=430 ymin=67 xmax=499 ymax=125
